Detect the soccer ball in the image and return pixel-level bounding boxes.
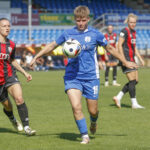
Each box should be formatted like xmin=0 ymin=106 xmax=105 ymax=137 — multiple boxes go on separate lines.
xmin=62 ymin=39 xmax=81 ymax=58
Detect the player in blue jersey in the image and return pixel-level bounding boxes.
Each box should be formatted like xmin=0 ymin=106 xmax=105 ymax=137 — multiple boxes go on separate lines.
xmin=30 ymin=6 xmax=137 ymax=144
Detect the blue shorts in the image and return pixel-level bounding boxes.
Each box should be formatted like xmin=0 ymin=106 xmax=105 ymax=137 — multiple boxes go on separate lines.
xmin=64 ymin=78 xmax=100 ymax=100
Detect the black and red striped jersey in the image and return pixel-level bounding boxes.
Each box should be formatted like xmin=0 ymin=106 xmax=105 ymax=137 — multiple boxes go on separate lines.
xmin=119 ymin=27 xmax=136 ymax=62
xmin=0 ymin=39 xmax=16 ymax=85
xmin=105 ymin=32 xmax=117 ymax=55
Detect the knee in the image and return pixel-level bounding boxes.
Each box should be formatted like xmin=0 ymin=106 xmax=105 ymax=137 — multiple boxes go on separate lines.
xmin=72 ymin=104 xmax=82 ymax=116
xmin=14 ymin=96 xmax=24 ymax=105
xmin=89 ymin=109 xmax=99 ymax=117
xmin=3 ymin=100 xmax=12 ymax=111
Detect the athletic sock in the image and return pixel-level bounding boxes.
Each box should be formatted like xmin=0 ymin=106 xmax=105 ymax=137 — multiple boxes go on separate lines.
xmin=131 ymin=98 xmax=138 ymax=105
xmin=17 ymin=103 xmax=29 ymax=127
xmin=116 ymin=91 xmax=124 ymax=101
xmin=76 ymin=118 xmax=88 ymax=135
xmin=113 ymin=66 xmax=117 ymax=81
xmin=90 ymin=112 xmax=99 ymax=123
xmin=3 ymin=108 xmax=15 ymax=121
xmin=105 ymin=66 xmax=110 ymax=82
xmin=128 ymin=80 xmax=136 ymax=98
xmin=122 ymin=82 xmax=129 ymax=94
xmin=24 ymin=126 xmax=29 ymax=131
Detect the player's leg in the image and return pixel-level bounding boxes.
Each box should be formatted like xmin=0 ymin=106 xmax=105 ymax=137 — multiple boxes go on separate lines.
xmin=126 ymin=71 xmax=144 ymax=109
xmin=7 ymin=83 xmax=36 ymax=135
xmin=86 ymin=99 xmax=99 ymax=135
xmin=113 ymin=66 xmax=135 ymax=108
xmin=105 ymin=63 xmax=110 ymax=87
xmin=1 ymin=98 xmax=23 ymax=131
xmin=67 ymin=89 xmax=89 ymax=144
xmin=0 ymin=86 xmax=23 ymax=131
xmin=112 ymin=63 xmax=120 ymax=86
xmin=83 ymin=79 xmax=100 ymax=137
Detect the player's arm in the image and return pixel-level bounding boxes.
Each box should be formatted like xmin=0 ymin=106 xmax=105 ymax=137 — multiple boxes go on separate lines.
xmin=104 ymin=49 xmax=109 ymax=61
xmin=135 ymin=47 xmax=145 ymax=66
xmin=30 ymin=41 xmax=58 ymax=66
xmin=117 ymin=36 xmax=127 ymax=61
xmin=105 ymin=44 xmax=137 ymax=69
xmin=11 ymin=59 xmax=32 ymax=82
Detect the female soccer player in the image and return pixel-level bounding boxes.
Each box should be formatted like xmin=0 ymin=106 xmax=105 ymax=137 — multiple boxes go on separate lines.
xmin=0 ymin=18 xmax=36 ymax=135
xmin=113 ymin=13 xmax=145 ymax=109
xmin=30 ymin=6 xmax=137 ymax=144
xmin=104 ymin=25 xmax=120 ymax=87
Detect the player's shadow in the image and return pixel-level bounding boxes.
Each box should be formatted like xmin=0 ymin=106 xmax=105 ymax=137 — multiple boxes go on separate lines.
xmin=58 ymin=133 xmax=81 ymax=141
xmin=58 ymin=132 xmax=95 ymax=142
xmin=110 ymin=103 xmax=131 ymax=108
xmin=0 ymin=127 xmax=17 ymax=134
xmin=0 ymin=127 xmax=26 ymax=136
xmin=97 ymin=133 xmax=127 ymax=137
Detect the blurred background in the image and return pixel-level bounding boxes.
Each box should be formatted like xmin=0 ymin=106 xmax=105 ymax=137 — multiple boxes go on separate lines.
xmin=0 ymin=0 xmax=150 ymax=70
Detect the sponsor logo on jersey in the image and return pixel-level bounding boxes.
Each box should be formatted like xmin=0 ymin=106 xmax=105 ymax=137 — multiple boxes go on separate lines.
xmin=0 ymin=53 xmax=10 ymax=60
xmin=131 ymin=39 xmax=136 ymax=44
xmin=85 ymin=36 xmax=91 ymax=42
xmin=108 ymin=40 xmax=115 ymax=44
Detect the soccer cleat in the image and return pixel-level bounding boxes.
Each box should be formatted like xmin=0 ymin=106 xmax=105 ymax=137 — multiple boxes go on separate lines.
xmin=25 ymin=127 xmax=36 ymax=136
xmin=105 ymin=82 xmax=109 ymax=87
xmin=80 ymin=135 xmax=90 ymax=144
xmin=113 ymin=96 xmax=121 ymax=108
xmin=90 ymin=122 xmax=97 ymax=135
xmin=132 ymin=104 xmax=145 ymax=109
xmin=112 ymin=82 xmax=121 ymax=86
xmin=11 ymin=120 xmax=23 ymax=132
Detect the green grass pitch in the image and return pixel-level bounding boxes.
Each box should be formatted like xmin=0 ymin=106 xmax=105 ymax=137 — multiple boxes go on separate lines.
xmin=0 ymin=68 xmax=150 ymax=150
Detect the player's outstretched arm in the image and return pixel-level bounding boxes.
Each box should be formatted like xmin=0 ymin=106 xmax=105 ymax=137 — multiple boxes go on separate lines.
xmin=30 ymin=41 xmax=58 ymax=67
xmin=105 ymin=44 xmax=138 ymax=69
xmin=135 ymin=47 xmax=145 ymax=66
xmin=11 ymin=59 xmax=32 ymax=82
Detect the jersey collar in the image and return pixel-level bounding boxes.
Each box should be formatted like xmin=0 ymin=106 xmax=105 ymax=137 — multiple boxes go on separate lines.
xmin=74 ymin=26 xmax=90 ymax=33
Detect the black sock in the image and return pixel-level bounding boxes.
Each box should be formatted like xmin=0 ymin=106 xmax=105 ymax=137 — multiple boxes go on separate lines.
xmin=128 ymin=80 xmax=136 ymax=98
xmin=122 ymin=82 xmax=129 ymax=94
xmin=113 ymin=66 xmax=117 ymax=81
xmin=3 ymin=108 xmax=15 ymax=121
xmin=105 ymin=66 xmax=110 ymax=82
xmin=17 ymin=103 xmax=29 ymax=127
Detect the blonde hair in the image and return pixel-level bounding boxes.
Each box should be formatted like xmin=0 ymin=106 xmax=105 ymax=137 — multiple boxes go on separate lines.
xmin=124 ymin=13 xmax=138 ymax=24
xmin=74 ymin=6 xmax=90 ymax=18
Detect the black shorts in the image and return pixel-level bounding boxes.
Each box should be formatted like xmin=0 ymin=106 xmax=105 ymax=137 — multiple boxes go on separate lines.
xmin=107 ymin=54 xmax=118 ymax=62
xmin=0 ymin=75 xmax=20 ymax=102
xmin=121 ymin=65 xmax=137 ymax=74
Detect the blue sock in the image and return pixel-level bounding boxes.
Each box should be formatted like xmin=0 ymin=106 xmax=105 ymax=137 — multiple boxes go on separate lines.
xmin=76 ymin=118 xmax=88 ymax=135
xmin=90 ymin=113 xmax=99 ymax=123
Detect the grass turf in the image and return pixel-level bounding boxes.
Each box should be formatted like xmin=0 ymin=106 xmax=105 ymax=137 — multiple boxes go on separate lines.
xmin=0 ymin=68 xmax=150 ymax=150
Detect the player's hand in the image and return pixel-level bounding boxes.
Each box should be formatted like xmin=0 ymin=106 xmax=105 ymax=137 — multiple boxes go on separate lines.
xmin=140 ymin=59 xmax=145 ymax=66
xmin=24 ymin=72 xmax=32 ymax=82
xmin=30 ymin=58 xmax=36 ymax=67
xmin=124 ymin=61 xmax=138 ymax=69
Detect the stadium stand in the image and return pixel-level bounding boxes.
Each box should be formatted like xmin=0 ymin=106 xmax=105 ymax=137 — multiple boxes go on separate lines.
xmin=10 ymin=0 xmax=139 ymax=17
xmin=1 ymin=0 xmax=150 ymax=51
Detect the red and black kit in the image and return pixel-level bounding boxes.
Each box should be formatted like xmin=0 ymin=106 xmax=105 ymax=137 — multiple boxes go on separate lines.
xmin=0 ymin=39 xmax=19 ymax=102
xmin=105 ymin=32 xmax=118 ymax=62
xmin=120 ymin=27 xmax=136 ymax=62
xmin=119 ymin=27 xmax=137 ymax=73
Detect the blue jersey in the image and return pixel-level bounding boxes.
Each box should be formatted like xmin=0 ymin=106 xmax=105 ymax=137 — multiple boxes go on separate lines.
xmin=56 ymin=26 xmax=107 ymax=80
